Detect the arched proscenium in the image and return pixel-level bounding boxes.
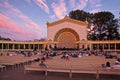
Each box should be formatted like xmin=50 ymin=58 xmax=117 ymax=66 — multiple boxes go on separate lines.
xmin=54 ymin=28 xmax=80 ymax=42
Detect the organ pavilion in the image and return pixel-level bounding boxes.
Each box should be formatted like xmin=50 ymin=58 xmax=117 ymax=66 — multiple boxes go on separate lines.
xmin=0 ymin=16 xmax=120 ymax=52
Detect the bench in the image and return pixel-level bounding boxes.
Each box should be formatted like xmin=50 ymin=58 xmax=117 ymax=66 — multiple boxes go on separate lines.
xmin=24 ymin=64 xmax=120 ymax=79
xmin=97 ymin=68 xmax=120 ymax=79
xmin=24 ymin=64 xmax=99 ymax=78
xmin=0 ymin=65 xmax=6 ymax=72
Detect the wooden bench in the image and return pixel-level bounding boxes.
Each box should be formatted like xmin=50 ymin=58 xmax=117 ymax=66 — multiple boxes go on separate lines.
xmin=0 ymin=65 xmax=6 ymax=72
xmin=0 ymin=54 xmax=38 ymax=70
xmin=24 ymin=65 xmax=46 ymax=74
xmin=24 ymin=64 xmax=99 ymax=78
xmin=97 ymin=68 xmax=120 ymax=79
xmin=24 ymin=62 xmax=120 ymax=79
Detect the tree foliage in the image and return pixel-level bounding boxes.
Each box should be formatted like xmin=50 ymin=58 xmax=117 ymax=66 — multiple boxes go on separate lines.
xmin=0 ymin=35 xmax=11 ymax=41
xmin=69 ymin=10 xmax=91 ymax=21
xmin=69 ymin=10 xmax=120 ymax=40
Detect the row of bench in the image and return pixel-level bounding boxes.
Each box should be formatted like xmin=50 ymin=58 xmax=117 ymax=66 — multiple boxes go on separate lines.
xmin=24 ymin=64 xmax=120 ymax=79
xmin=0 ymin=54 xmax=38 ymax=72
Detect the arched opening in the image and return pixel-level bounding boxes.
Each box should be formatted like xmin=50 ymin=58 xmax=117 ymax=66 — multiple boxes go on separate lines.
xmin=54 ymin=28 xmax=79 ymax=48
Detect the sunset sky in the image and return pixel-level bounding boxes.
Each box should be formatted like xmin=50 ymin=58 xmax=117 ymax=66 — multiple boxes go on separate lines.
xmin=0 ymin=0 xmax=120 ymax=41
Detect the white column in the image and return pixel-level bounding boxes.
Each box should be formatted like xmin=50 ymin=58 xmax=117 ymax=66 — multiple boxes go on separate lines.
xmin=43 ymin=44 xmax=46 ymax=51
xmin=18 ymin=44 xmax=20 ymax=50
xmin=12 ymin=44 xmax=15 ymax=50
xmin=8 ymin=44 xmax=9 ymax=50
xmin=103 ymin=44 xmax=105 ymax=51
xmin=108 ymin=44 xmax=110 ymax=51
xmin=38 ymin=44 xmax=39 ymax=50
xmin=115 ymin=44 xmax=116 ymax=52
xmin=33 ymin=44 xmax=35 ymax=49
xmin=2 ymin=43 xmax=3 ymax=51
xmin=89 ymin=44 xmax=92 ymax=51
xmin=24 ymin=44 xmax=25 ymax=49
xmin=28 ymin=44 xmax=30 ymax=50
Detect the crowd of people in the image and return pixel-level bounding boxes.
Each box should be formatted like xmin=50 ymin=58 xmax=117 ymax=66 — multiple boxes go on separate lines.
xmin=0 ymin=49 xmax=120 ymax=69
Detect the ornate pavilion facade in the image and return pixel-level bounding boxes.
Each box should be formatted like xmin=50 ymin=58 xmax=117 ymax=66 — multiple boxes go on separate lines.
xmin=0 ymin=16 xmax=120 ymax=52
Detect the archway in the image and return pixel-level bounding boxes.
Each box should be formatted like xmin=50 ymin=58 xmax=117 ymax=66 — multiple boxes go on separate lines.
xmin=54 ymin=28 xmax=79 ymax=48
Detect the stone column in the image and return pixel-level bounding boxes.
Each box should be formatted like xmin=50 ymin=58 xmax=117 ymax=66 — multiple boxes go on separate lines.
xmin=108 ymin=44 xmax=110 ymax=51
xmin=2 ymin=43 xmax=3 ymax=51
xmin=18 ymin=44 xmax=20 ymax=50
xmin=12 ymin=44 xmax=15 ymax=50
xmin=8 ymin=44 xmax=9 ymax=50
xmin=38 ymin=44 xmax=39 ymax=50
xmin=43 ymin=44 xmax=46 ymax=51
xmin=33 ymin=44 xmax=35 ymax=50
xmin=115 ymin=43 xmax=116 ymax=52
xmin=24 ymin=44 xmax=25 ymax=50
xmin=28 ymin=44 xmax=30 ymax=50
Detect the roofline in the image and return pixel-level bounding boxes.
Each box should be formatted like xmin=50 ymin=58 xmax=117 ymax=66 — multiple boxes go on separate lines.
xmin=47 ymin=16 xmax=88 ymax=27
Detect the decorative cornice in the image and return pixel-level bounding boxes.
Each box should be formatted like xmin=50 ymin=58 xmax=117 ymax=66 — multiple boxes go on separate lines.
xmin=1 ymin=40 xmax=120 ymax=44
xmin=0 ymin=40 xmax=48 ymax=44
xmin=76 ymin=40 xmax=120 ymax=44
xmin=47 ymin=17 xmax=88 ymax=27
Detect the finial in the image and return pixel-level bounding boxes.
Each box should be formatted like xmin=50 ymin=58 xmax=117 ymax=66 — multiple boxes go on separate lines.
xmin=64 ymin=15 xmax=69 ymax=19
xmin=46 ymin=21 xmax=49 ymax=25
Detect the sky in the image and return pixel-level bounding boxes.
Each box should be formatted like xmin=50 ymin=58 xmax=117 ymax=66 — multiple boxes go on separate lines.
xmin=0 ymin=0 xmax=120 ymax=41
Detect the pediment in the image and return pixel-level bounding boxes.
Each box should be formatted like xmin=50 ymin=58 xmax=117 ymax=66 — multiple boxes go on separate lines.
xmin=47 ymin=16 xmax=88 ymax=27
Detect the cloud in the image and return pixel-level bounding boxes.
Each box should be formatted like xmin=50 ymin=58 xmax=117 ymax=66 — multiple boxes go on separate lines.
xmin=33 ymin=0 xmax=49 ymax=13
xmin=69 ymin=0 xmax=102 ymax=13
xmin=0 ymin=1 xmax=43 ymax=40
xmin=50 ymin=15 xmax=56 ymax=19
xmin=0 ymin=1 xmax=43 ymax=31
xmin=89 ymin=0 xmax=102 ymax=13
xmin=51 ymin=0 xmax=67 ymax=19
xmin=69 ymin=0 xmax=88 ymax=10
xmin=75 ymin=0 xmax=88 ymax=10
xmin=0 ymin=13 xmax=41 ymax=41
xmin=25 ymin=0 xmax=49 ymax=13
xmin=90 ymin=9 xmax=100 ymax=13
xmin=0 ymin=13 xmax=21 ymax=32
xmin=25 ymin=0 xmax=31 ymax=3
xmin=69 ymin=0 xmax=76 ymax=9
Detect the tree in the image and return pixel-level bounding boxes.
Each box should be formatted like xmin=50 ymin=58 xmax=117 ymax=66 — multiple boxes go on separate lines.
xmin=117 ymin=12 xmax=120 ymax=39
xmin=69 ymin=10 xmax=120 ymax=40
xmin=0 ymin=35 xmax=11 ymax=41
xmin=90 ymin=11 xmax=120 ymax=40
xmin=69 ymin=10 xmax=91 ymax=21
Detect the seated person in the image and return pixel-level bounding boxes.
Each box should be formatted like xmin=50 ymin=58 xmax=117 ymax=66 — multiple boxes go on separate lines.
xmin=111 ymin=64 xmax=120 ymax=69
xmin=41 ymin=56 xmax=46 ymax=61
xmin=46 ymin=54 xmax=49 ymax=59
xmin=7 ymin=53 xmax=9 ymax=56
xmin=0 ymin=53 xmax=3 ymax=56
xmin=115 ymin=58 xmax=120 ymax=65
xmin=105 ymin=61 xmax=111 ymax=69
xmin=61 ymin=54 xmax=66 ymax=59
xmin=39 ymin=61 xmax=46 ymax=67
xmin=34 ymin=57 xmax=40 ymax=62
xmin=101 ymin=64 xmax=106 ymax=68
